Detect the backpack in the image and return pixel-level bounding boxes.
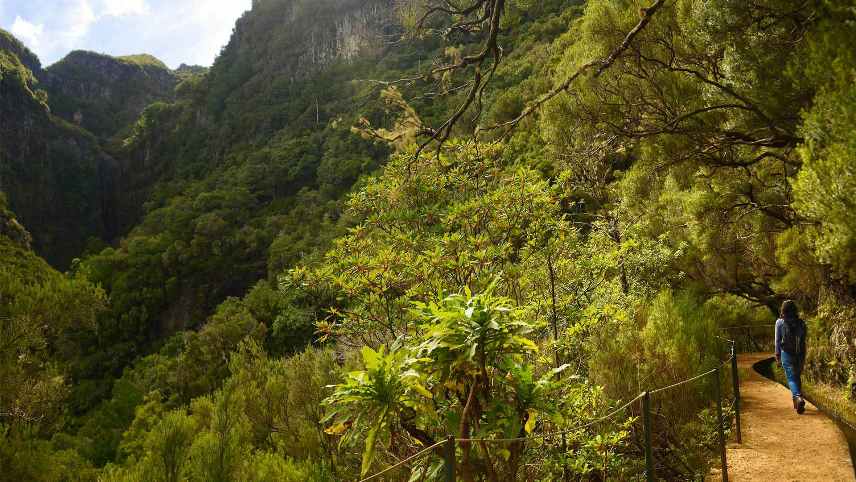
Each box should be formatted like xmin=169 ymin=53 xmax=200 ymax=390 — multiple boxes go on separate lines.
xmin=780 ymin=318 xmax=805 ymax=355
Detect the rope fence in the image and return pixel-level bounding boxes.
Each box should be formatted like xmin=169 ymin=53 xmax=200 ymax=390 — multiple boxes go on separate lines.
xmin=359 ymin=336 xmax=751 ymax=482
xmin=720 ymin=323 xmax=776 ymax=353
xmin=456 ymin=392 xmax=646 ymax=443
xmin=359 ymin=440 xmax=447 ymax=482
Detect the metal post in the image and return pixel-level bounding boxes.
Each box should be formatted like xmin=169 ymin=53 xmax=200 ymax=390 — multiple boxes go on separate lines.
xmin=714 ymin=367 xmax=728 ymax=482
xmin=730 ymin=347 xmax=742 ymax=444
xmin=444 ymin=435 xmax=456 ymax=482
xmin=643 ymin=391 xmax=654 ymax=482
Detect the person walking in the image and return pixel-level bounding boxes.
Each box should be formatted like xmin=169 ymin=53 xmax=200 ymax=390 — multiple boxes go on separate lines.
xmin=775 ymin=300 xmax=808 ymax=414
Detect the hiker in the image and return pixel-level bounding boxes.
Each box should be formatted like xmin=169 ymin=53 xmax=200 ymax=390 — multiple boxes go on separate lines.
xmin=775 ymin=300 xmax=807 ymax=414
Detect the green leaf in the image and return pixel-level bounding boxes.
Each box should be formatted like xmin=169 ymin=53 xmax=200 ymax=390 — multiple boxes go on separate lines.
xmin=525 ymin=408 xmax=537 ymax=433
xmin=362 ymin=346 xmax=381 ymax=370
xmin=361 ymin=406 xmax=388 ymax=477
xmin=411 ymin=383 xmax=433 ymax=399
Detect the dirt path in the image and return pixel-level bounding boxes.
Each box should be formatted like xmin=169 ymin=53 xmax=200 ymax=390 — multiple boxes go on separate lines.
xmin=723 ymin=353 xmax=854 ymax=481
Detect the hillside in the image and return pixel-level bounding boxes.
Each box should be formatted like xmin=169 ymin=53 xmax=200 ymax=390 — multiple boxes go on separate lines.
xmin=43 ymin=50 xmax=178 ymax=138
xmin=1 ymin=0 xmax=855 ymax=481
xmin=0 ymin=31 xmax=119 ymax=267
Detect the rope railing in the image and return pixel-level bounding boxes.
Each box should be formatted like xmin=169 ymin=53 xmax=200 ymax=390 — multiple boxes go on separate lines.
xmin=649 ymin=366 xmax=720 ymax=395
xmin=456 ymin=392 xmax=646 ymax=443
xmin=359 ymin=337 xmax=744 ymax=482
xmin=720 ymin=324 xmax=775 ymax=353
xmin=359 ymin=439 xmax=448 ymax=482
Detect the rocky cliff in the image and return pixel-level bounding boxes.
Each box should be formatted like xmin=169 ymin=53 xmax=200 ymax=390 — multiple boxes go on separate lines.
xmin=245 ymin=0 xmax=395 ymax=75
xmin=43 ymin=51 xmax=178 ymax=138
xmin=0 ymin=1 xmax=401 ymax=269
xmin=0 ymin=32 xmax=119 ymax=267
xmin=207 ymin=0 xmax=396 ymax=117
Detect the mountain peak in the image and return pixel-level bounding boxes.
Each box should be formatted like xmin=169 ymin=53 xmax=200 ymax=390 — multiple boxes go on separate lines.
xmin=44 ymin=50 xmax=178 ymax=138
xmin=54 ymin=50 xmax=170 ymax=71
xmin=0 ymin=28 xmax=42 ymax=74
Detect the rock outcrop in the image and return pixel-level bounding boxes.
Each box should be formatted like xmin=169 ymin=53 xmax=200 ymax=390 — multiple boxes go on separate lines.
xmin=43 ymin=51 xmax=179 ymax=138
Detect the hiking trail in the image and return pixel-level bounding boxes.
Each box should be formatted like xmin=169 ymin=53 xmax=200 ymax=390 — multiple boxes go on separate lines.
xmin=722 ymin=353 xmax=854 ymax=481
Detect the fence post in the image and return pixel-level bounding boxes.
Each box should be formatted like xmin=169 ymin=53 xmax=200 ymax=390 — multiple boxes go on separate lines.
xmin=713 ymin=367 xmax=728 ymax=482
xmin=561 ymin=433 xmax=570 ymax=482
xmin=444 ymin=435 xmax=456 ymax=482
xmin=643 ymin=391 xmax=654 ymax=482
xmin=730 ymin=347 xmax=742 ymax=444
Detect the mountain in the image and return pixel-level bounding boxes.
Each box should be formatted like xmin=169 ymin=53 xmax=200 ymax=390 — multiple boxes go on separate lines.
xmin=0 ymin=30 xmax=119 ymax=267
xmin=76 ymin=0 xmax=412 ymax=343
xmin=0 ymin=32 xmax=184 ymax=267
xmin=0 ymin=29 xmax=41 ymax=74
xmin=175 ymin=63 xmax=208 ymax=78
xmin=43 ymin=51 xmax=179 ymax=138
xmin=0 ymin=2 xmax=399 ymax=269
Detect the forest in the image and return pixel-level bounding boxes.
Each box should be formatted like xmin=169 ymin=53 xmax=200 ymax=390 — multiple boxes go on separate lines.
xmin=1 ymin=0 xmax=855 ymax=480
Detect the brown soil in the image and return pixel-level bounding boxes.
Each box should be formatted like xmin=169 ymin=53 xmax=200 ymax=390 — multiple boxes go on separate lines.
xmin=721 ymin=353 xmax=855 ymax=481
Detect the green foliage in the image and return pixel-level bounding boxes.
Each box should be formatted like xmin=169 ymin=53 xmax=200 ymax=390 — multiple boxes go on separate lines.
xmin=0 ymin=234 xmax=106 ymax=432
xmin=117 ymin=54 xmax=169 ymax=69
xmin=103 ymin=344 xmax=342 ymax=481
xmin=0 ymin=206 xmax=108 ymax=478
xmin=324 ymin=345 xmax=427 ymax=477
xmin=325 ymin=289 xmax=627 ymax=480
xmin=0 ymin=426 xmax=98 ymax=482
xmin=793 ymin=77 xmax=856 ymax=283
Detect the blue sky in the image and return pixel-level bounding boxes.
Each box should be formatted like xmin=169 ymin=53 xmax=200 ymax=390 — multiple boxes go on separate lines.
xmin=1 ymin=0 xmax=252 ymax=68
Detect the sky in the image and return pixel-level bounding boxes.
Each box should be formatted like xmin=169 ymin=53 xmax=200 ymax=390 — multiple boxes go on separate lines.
xmin=1 ymin=0 xmax=253 ymax=68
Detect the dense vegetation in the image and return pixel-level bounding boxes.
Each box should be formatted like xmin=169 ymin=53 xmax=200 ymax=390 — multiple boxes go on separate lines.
xmin=1 ymin=0 xmax=855 ymax=480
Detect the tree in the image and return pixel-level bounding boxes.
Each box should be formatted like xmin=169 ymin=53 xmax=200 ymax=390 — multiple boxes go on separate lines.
xmin=325 ymin=289 xmax=627 ymax=481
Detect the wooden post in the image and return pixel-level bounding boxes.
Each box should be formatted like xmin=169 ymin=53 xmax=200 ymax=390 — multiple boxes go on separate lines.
xmin=444 ymin=435 xmax=456 ymax=482
xmin=643 ymin=391 xmax=654 ymax=482
xmin=714 ymin=367 xmax=729 ymax=482
xmin=731 ymin=347 xmax=742 ymax=444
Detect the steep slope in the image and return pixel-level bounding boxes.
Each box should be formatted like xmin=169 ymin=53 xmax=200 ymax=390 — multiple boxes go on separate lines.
xmin=80 ymin=0 xmax=406 ymax=343
xmin=77 ymin=0 xmax=574 ymax=357
xmin=43 ymin=51 xmax=178 ymax=138
xmin=0 ymin=31 xmax=119 ymax=267
xmin=0 ymin=29 xmax=41 ymax=75
xmin=0 ymin=32 xmax=185 ymax=268
xmin=0 ymin=193 xmax=106 ymax=480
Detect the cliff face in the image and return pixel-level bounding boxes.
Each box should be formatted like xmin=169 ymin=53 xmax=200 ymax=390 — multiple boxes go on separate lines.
xmin=285 ymin=0 xmax=396 ymax=74
xmin=208 ymin=0 xmax=395 ymax=114
xmin=0 ymin=34 xmax=119 ymax=267
xmin=43 ymin=51 xmax=178 ymax=138
xmin=0 ymin=1 xmax=400 ymax=270
xmin=0 ymin=29 xmax=42 ymax=76
xmin=247 ymin=0 xmax=394 ymax=69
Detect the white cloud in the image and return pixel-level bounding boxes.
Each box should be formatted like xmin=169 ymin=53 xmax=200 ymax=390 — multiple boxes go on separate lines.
xmin=10 ymin=15 xmax=44 ymax=49
xmin=64 ymin=0 xmax=97 ymax=41
xmin=4 ymin=0 xmax=251 ymax=67
xmin=100 ymin=0 xmax=149 ymax=18
xmin=147 ymin=0 xmax=250 ymax=66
